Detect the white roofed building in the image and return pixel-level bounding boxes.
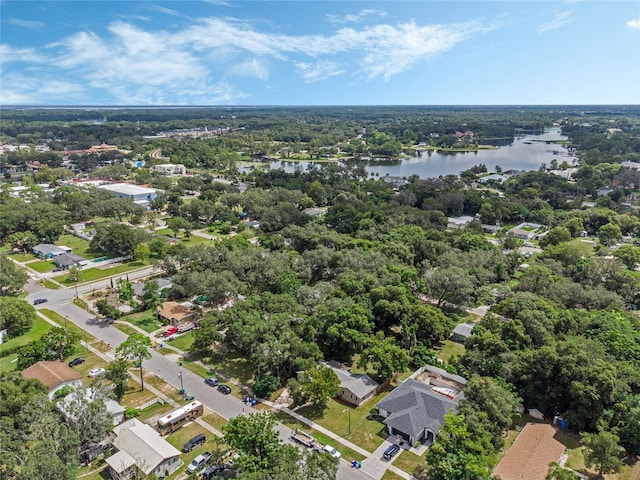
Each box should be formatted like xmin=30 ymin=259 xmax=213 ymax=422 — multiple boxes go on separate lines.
xmin=106 ymin=418 xmax=181 ymax=479
xmin=154 ymin=164 xmax=186 ymax=175
xmin=97 ymin=183 xmax=163 ymax=206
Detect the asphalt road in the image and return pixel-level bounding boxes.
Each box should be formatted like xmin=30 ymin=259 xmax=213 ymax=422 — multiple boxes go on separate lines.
xmin=26 ymin=278 xmax=373 ymax=480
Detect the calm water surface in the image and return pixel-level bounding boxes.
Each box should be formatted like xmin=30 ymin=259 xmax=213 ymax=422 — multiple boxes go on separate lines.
xmin=267 ymin=128 xmax=573 ymax=179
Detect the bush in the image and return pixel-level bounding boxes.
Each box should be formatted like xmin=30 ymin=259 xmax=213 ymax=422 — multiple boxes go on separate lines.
xmin=125 ymin=407 xmax=140 ymax=419
xmin=253 ymin=375 xmax=280 ymax=399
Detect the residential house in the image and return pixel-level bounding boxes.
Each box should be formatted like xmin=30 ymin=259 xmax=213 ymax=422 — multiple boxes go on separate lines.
xmin=132 ymin=278 xmax=173 ymax=300
xmin=22 ymin=361 xmax=83 ymax=399
xmin=447 ymin=216 xmax=474 ymax=230
xmin=53 ymin=253 xmax=89 ymax=270
xmin=376 ymin=366 xmax=466 ymax=446
xmin=106 ymin=418 xmax=181 ymax=480
xmin=507 ymin=222 xmax=544 ymax=240
xmin=321 ymin=361 xmax=379 ymax=407
xmin=156 ymin=301 xmax=194 ymax=326
xmin=493 ymin=423 xmax=565 ymax=480
xmin=477 ymin=174 xmax=508 ymax=184
xmin=451 ymin=322 xmax=476 ymax=344
xmin=58 ymin=388 xmax=126 ymax=425
xmin=33 ymin=243 xmax=71 ymax=259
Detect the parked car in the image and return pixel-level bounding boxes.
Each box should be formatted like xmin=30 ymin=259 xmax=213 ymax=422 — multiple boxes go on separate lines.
xmin=383 ymin=443 xmax=401 ymax=460
xmin=202 ymin=464 xmax=225 ymax=480
xmin=217 ymin=384 xmax=231 ymax=395
xmin=323 ymin=445 xmax=341 ymax=459
xmin=33 ymin=298 xmax=48 ymax=305
xmin=162 ymin=326 xmax=178 ymax=337
xmin=68 ymin=357 xmax=85 ymax=367
xmin=204 ymin=377 xmax=219 ymax=387
xmin=87 ymin=367 xmax=105 ymax=377
xmin=187 ymin=452 xmax=212 ymax=473
xmin=52 ymin=267 xmax=64 ymax=272
xmin=182 ymin=433 xmax=206 ymax=452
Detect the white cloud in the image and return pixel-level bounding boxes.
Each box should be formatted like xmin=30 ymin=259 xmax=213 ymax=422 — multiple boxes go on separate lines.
xmin=295 ymin=61 xmax=344 ymax=83
xmin=0 ymin=72 xmax=87 ymax=104
xmin=0 ymin=44 xmax=45 ymax=63
xmin=147 ymin=4 xmax=181 ymax=17
xmin=538 ymin=11 xmax=573 ymax=33
xmin=8 ymin=18 xmax=45 ymax=29
xmin=327 ymin=9 xmax=387 ymax=25
xmin=229 ymin=58 xmax=269 ymax=80
xmin=627 ymin=19 xmax=640 ymax=28
xmin=1 ymin=13 xmax=494 ymax=103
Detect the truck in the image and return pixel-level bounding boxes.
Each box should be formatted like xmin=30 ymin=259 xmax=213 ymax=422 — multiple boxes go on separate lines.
xmin=290 ymin=429 xmax=317 ymax=448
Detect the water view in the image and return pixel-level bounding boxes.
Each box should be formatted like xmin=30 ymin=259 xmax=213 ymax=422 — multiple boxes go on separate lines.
xmin=269 ymin=127 xmax=574 ymax=179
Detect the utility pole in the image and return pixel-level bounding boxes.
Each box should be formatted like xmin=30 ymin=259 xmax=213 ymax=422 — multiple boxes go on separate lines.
xmin=343 ymin=408 xmax=351 ymax=436
xmin=178 ymin=371 xmax=184 ymax=394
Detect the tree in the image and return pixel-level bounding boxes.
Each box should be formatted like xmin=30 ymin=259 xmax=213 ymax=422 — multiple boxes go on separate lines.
xmin=166 ymin=217 xmax=190 ymax=238
xmin=0 ymin=256 xmax=28 ymax=296
xmin=253 ymin=375 xmax=280 ymax=399
xmin=598 ymin=222 xmax=622 ymax=246
xmin=0 ymin=297 xmax=36 ymax=337
xmin=300 ymin=366 xmax=340 ymax=408
xmin=62 ymin=387 xmax=113 ymax=446
xmin=90 ymin=222 xmax=138 ymax=258
xmin=6 ymin=230 xmax=38 ymax=252
xmin=422 ymin=266 xmax=475 ymax=308
xmin=357 ymin=332 xmax=411 ymax=381
xmin=116 ymin=334 xmax=151 ymax=391
xmin=613 ymin=244 xmax=640 ymax=269
xmin=141 ymin=279 xmax=161 ymax=311
xmin=546 ymin=463 xmax=579 ymax=480
xmin=223 ymin=412 xmax=283 ymax=473
xmin=133 ymin=243 xmax=151 ymax=263
xmin=117 ymin=278 xmax=134 ymax=302
xmin=106 ymin=357 xmax=131 ymax=402
xmin=583 ymin=431 xmax=624 ymax=478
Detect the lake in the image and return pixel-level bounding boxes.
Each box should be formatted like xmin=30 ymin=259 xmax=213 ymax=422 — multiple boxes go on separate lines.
xmin=261 ymin=127 xmax=574 ymax=179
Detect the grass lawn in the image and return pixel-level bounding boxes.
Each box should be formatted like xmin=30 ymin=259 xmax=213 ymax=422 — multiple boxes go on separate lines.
xmin=434 ymin=340 xmax=465 ymax=363
xmin=0 ymin=353 xmax=19 ymax=373
xmin=381 ymin=471 xmax=406 ymax=480
xmin=135 ymin=401 xmax=173 ymax=423
xmin=55 ymin=261 xmax=146 ymax=284
xmin=113 ymin=323 xmax=138 ymax=336
xmin=181 ymin=235 xmax=212 ymax=245
xmin=274 ymin=412 xmax=365 ymax=462
xmin=169 ymin=331 xmax=194 ymax=351
xmin=40 ymin=278 xmax=61 ymax=289
xmin=9 ymin=252 xmax=37 ymax=262
xmin=393 ymin=449 xmax=427 ymax=477
xmin=283 ymin=392 xmax=392 ymax=453
xmin=199 ymin=346 xmax=256 ymax=386
xmin=29 ymin=260 xmax=56 ymax=273
xmin=202 ymin=411 xmax=228 ymax=432
xmin=0 ymin=315 xmax=52 ymax=356
xmin=121 ymin=309 xmax=162 ymax=333
xmin=55 ymin=234 xmax=103 ymax=259
xmin=164 ymin=423 xmax=221 ymax=479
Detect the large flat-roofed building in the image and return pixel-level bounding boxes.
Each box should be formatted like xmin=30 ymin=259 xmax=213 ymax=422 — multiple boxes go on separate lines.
xmin=97 ymin=183 xmax=163 ymax=206
xmin=154 ymin=164 xmax=186 ymax=175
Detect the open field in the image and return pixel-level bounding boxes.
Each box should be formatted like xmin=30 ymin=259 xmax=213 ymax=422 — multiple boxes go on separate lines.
xmin=0 ymin=315 xmax=52 ymax=356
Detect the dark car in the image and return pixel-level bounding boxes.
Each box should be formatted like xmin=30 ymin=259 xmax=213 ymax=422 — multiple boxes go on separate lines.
xmin=202 ymin=464 xmax=225 ymax=480
xmin=182 ymin=433 xmax=206 ymax=452
xmin=383 ymin=443 xmax=401 ymax=460
xmin=217 ymin=384 xmax=231 ymax=395
xmin=68 ymin=357 xmax=85 ymax=367
xmin=33 ymin=298 xmax=48 ymax=305
xmin=204 ymin=377 xmax=219 ymax=387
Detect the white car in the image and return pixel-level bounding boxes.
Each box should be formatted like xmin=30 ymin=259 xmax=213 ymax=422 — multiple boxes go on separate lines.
xmin=323 ymin=445 xmax=341 ymax=459
xmin=88 ymin=367 xmax=106 ymax=377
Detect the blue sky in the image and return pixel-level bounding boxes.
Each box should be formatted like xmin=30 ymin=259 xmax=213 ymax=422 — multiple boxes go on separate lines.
xmin=1 ymin=1 xmax=639 ymax=105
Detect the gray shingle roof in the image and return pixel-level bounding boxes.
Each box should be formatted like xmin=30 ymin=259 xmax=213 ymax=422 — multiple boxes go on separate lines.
xmin=452 ymin=322 xmax=475 ymax=339
xmin=376 ymin=379 xmax=463 ymax=437
xmin=321 ymin=362 xmax=379 ymax=398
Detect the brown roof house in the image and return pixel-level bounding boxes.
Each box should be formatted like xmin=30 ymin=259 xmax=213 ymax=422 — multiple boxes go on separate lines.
xmin=22 ymin=360 xmax=83 ymax=399
xmin=493 ymin=423 xmax=566 ymax=480
xmin=156 ymin=301 xmax=194 ymax=326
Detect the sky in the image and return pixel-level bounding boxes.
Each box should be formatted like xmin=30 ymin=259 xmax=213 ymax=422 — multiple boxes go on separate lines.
xmin=1 ymin=1 xmax=639 ymax=106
